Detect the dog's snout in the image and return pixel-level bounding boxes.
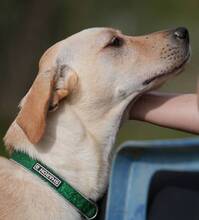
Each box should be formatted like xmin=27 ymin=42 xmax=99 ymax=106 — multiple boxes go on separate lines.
xmin=173 ymin=27 xmax=189 ymax=43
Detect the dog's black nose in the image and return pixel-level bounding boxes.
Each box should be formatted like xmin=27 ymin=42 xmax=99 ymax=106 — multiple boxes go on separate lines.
xmin=174 ymin=27 xmax=189 ymax=42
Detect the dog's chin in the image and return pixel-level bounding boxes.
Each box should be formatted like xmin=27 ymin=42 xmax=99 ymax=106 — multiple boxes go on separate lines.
xmin=121 ymin=53 xmax=190 ymax=123
xmin=142 ymin=54 xmax=190 ymax=88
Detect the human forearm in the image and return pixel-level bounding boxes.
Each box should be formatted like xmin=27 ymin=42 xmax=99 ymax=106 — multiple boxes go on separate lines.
xmin=130 ymin=92 xmax=199 ymax=134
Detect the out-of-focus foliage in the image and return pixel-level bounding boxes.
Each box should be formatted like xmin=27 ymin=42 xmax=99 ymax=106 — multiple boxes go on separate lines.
xmin=0 ymin=0 xmax=198 ymax=156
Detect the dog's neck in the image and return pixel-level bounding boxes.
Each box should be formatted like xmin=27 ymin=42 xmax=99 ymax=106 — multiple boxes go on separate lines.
xmin=8 ymin=94 xmax=137 ymax=201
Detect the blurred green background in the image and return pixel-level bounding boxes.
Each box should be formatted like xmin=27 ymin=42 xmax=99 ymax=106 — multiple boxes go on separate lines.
xmin=0 ymin=0 xmax=198 ymax=157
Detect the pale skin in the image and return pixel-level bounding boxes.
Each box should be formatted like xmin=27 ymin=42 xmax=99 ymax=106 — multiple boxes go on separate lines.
xmin=130 ymin=92 xmax=199 ymax=134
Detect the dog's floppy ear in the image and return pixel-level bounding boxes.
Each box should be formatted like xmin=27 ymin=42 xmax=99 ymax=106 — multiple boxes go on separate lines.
xmin=16 ymin=65 xmax=78 ymax=144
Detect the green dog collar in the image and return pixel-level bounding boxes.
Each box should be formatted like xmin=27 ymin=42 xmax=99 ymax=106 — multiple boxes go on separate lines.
xmin=11 ymin=151 xmax=98 ymax=219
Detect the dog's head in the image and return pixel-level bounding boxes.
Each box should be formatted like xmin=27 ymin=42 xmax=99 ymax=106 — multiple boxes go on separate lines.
xmin=11 ymin=27 xmax=190 ymax=144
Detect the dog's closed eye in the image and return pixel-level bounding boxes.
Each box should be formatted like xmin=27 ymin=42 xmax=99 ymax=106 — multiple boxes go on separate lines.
xmin=106 ymin=36 xmax=124 ymax=48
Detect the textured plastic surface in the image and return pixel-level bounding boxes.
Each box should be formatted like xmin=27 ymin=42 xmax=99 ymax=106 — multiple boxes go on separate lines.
xmin=105 ymin=138 xmax=199 ymax=220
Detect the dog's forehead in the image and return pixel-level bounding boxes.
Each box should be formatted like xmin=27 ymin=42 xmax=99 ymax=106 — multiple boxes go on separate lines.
xmin=73 ymin=27 xmax=120 ymax=38
xmin=66 ymin=27 xmax=122 ymax=46
xmin=39 ymin=28 xmax=121 ymax=70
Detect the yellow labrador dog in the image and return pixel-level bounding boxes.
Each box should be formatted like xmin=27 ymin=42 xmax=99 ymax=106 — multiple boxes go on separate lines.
xmin=1 ymin=27 xmax=190 ymax=220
